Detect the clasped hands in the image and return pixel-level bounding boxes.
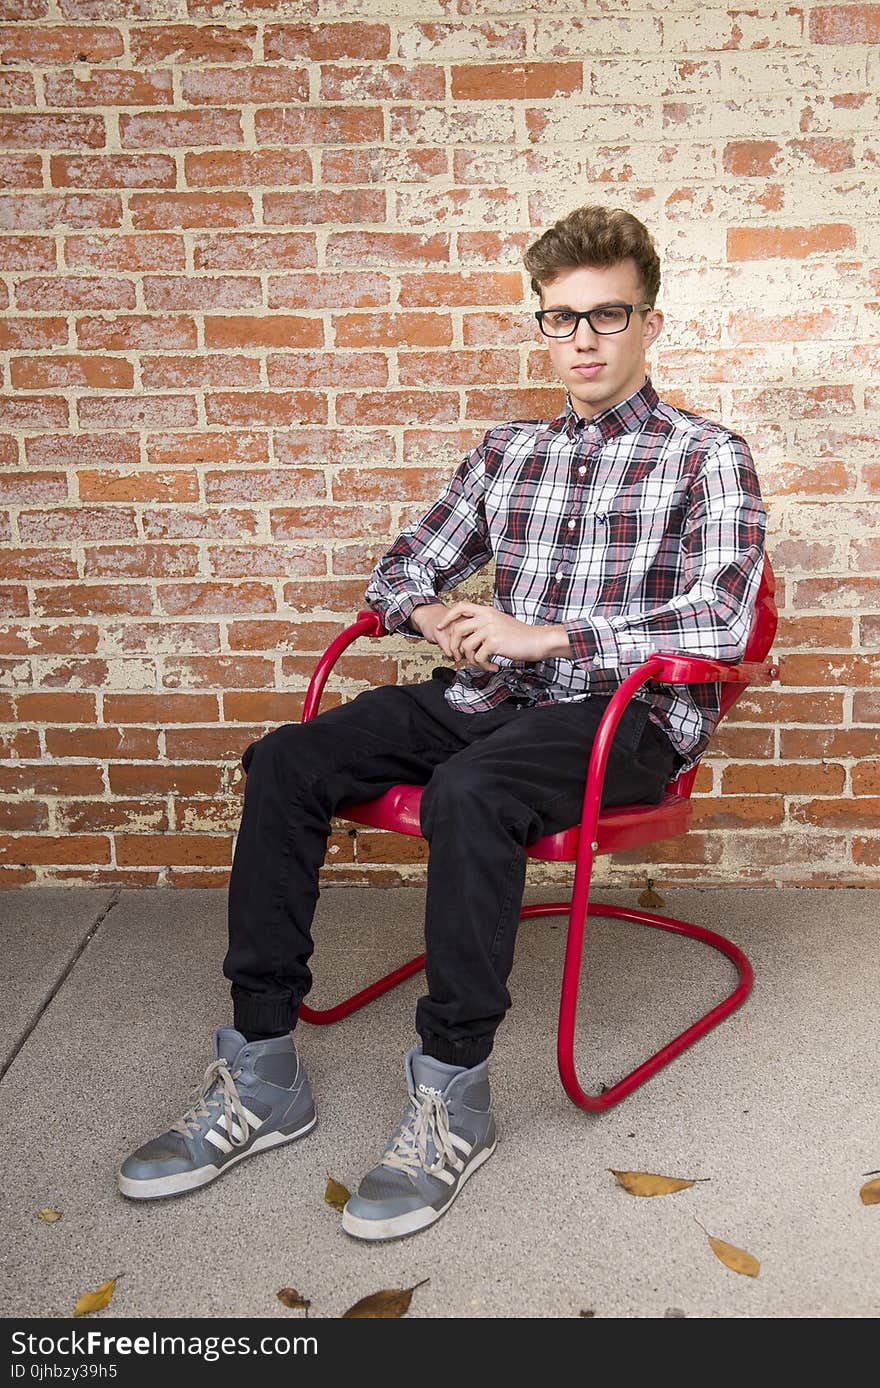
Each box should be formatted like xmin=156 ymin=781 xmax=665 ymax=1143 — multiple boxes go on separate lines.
xmin=410 ymin=601 xmax=569 ymax=672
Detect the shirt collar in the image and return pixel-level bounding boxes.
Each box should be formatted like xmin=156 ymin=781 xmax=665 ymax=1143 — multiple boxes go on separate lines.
xmin=553 ymin=375 xmax=659 ymax=443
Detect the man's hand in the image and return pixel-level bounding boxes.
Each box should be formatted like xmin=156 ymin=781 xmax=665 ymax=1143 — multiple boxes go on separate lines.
xmin=433 ymin=602 xmax=571 ymax=672
xmin=409 ymin=602 xmax=458 ymax=660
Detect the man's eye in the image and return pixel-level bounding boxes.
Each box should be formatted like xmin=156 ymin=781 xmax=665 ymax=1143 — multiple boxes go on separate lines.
xmin=549 ymin=311 xmax=575 ymax=325
xmin=594 ymin=309 xmax=620 ymax=323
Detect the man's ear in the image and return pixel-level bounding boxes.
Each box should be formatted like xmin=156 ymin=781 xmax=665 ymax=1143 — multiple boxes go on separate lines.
xmin=642 ymin=308 xmax=664 ymax=349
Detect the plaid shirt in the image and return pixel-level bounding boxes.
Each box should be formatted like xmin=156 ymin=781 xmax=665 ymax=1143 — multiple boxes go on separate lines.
xmin=365 ymin=377 xmax=767 ymax=772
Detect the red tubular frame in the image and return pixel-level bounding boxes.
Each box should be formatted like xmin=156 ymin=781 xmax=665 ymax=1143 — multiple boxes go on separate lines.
xmin=296 ymin=562 xmax=778 ymax=1112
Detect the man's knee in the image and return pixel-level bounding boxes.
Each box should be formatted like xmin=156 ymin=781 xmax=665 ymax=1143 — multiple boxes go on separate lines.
xmin=241 ymin=720 xmax=306 ymax=777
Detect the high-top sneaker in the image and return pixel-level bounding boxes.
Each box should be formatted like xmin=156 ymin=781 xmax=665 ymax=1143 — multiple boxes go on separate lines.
xmin=118 ymin=1027 xmax=315 ymax=1200
xmin=342 ymin=1048 xmax=496 ymax=1241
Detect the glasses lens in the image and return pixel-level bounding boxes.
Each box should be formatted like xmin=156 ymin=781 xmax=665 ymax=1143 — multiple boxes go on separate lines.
xmin=540 ymin=310 xmax=577 ymax=337
xmin=590 ymin=306 xmax=630 ymax=333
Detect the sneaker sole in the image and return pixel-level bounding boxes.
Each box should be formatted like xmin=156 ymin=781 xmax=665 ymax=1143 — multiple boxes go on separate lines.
xmin=117 ymin=1114 xmax=317 ymax=1201
xmin=340 ymin=1136 xmax=497 ymax=1241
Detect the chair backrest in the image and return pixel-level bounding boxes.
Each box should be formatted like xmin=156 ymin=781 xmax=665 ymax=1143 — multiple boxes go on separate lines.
xmin=669 ymin=552 xmax=777 ymax=799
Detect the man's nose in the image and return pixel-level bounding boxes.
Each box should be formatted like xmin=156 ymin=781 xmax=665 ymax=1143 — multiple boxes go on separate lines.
xmin=572 ymin=316 xmax=599 ymax=345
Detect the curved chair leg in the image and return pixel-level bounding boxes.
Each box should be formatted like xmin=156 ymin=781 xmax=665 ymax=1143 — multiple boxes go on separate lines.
xmin=298 ymin=953 xmax=425 ymax=1025
xmin=520 ymin=900 xmax=753 ymax=1112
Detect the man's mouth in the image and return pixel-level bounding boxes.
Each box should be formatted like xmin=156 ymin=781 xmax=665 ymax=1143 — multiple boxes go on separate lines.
xmin=571 ymin=362 xmax=604 ymax=377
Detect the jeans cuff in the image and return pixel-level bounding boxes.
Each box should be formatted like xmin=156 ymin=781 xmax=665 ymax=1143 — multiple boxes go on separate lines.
xmin=419 ymin=1032 xmax=493 ymax=1069
xmin=230 ymin=985 xmax=299 ymax=1036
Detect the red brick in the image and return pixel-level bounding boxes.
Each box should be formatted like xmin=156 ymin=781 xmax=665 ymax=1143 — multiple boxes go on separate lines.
xmin=853 ymin=762 xmax=880 ymax=794
xmin=0 ymin=548 xmax=77 ymax=580
xmin=270 ymin=505 xmax=391 ymax=542
xmin=129 ymin=25 xmax=257 ymax=66
xmin=0 ymin=802 xmax=48 ymax=833
xmin=182 ymin=66 xmax=308 ymax=106
xmin=204 ymin=315 xmax=323 ymax=349
xmin=58 ymin=800 xmax=169 ymax=834
xmin=77 ymin=395 xmax=198 ymax=430
xmin=282 ymin=578 xmax=372 ymax=615
xmin=185 ymin=148 xmax=312 ymax=188
xmin=193 ymin=233 xmax=316 ymax=271
xmin=221 ymin=692 xmax=306 ymax=725
xmin=0 ymin=396 xmax=67 ymax=429
xmin=733 ymin=385 xmax=854 ymax=419
xmin=327 ymin=231 xmax=449 ymax=268
xmin=82 ymin=543 xmax=199 ymax=579
xmin=781 ymin=728 xmax=880 ymax=758
xmin=46 ymin=726 xmax=159 ymax=759
xmin=0 ymin=588 xmax=29 ymax=617
xmin=321 ymin=148 xmax=445 ymax=184
xmin=164 ymin=655 xmax=275 ymax=692
xmin=0 ymin=237 xmax=56 ymax=271
xmin=120 ymin=110 xmax=243 ymax=150
xmin=275 ymin=430 xmax=396 ymax=468
xmin=0 ymin=317 xmax=67 ymax=350
xmin=398 ymin=270 xmax=523 ymax=308
xmin=0 ymin=71 xmax=36 ymax=104
xmin=268 ymin=272 xmax=391 ymax=310
xmin=0 ymin=113 xmax=105 ymax=149
xmin=0 ymin=154 xmax=42 ymax=188
xmin=320 ymin=63 xmax=443 ymax=101
xmin=399 ymin=348 xmax=519 ymax=388
xmin=854 ymin=691 xmax=880 ymax=722
xmin=0 ymin=834 xmax=110 ymax=865
xmin=14 ymin=276 xmax=135 ymax=311
xmin=65 ymin=233 xmax=185 ymax=271
xmin=116 ymin=834 xmax=231 ymax=868
xmin=140 ymin=354 xmax=262 ymax=391
xmin=10 ymin=355 xmax=132 ymax=390
xmin=722 ymin=762 xmax=846 ymax=795
xmin=266 ymin=352 xmax=388 ymax=391
xmin=148 ymin=431 xmax=267 ymax=467
xmin=27 ymin=433 xmax=138 ymax=468
xmin=465 ymin=387 xmax=562 ymax=421
xmin=142 ymin=509 xmax=258 ymax=541
xmin=44 ymin=70 xmax=172 ymax=107
xmin=810 ymin=5 xmax=880 ymax=43
xmin=205 ymin=391 xmax=327 ymax=427
xmin=205 ymin=544 xmax=325 ymax=578
xmin=853 ymin=837 xmax=880 ymax=866
xmin=334 ymin=311 xmax=452 ymax=349
xmin=0 ymin=25 xmax=123 ymax=64
xmin=0 ymin=868 xmax=36 ymax=886
xmin=130 ymin=191 xmax=254 ymax=231
xmin=727 ymin=224 xmax=856 ymax=260
xmin=0 ymin=471 xmax=67 ymax=502
xmin=227 ymin=620 xmax=343 ymax=653
xmin=793 ymin=577 xmax=880 ymax=611
xmin=51 ymin=154 xmax=176 ymax=189
xmin=164 ymin=868 xmax=229 ymax=887
xmin=46 ymin=868 xmax=161 ymax=886
xmin=792 ymin=798 xmax=880 ymax=828
xmin=77 ymin=315 xmax=196 ymax=351
xmin=462 ymin=311 xmax=534 ymax=346
xmin=110 ymin=763 xmax=223 ymax=796
xmin=723 ymin=140 xmax=782 ymax=176
xmin=2 ymin=196 xmax=124 ymax=235
xmin=452 ymin=61 xmax=581 ymax=99
xmin=35 ymin=583 xmax=153 ymax=617
xmin=157 ymin=582 xmax=276 ymax=616
xmin=0 ymin=726 xmax=40 ymax=756
xmin=254 ymin=107 xmax=383 ymax=147
xmin=690 ymin=796 xmax=784 ymax=827
xmin=331 ymin=467 xmax=450 ymax=504
xmin=143 ymin=275 xmax=262 ymax=311
xmin=264 ymin=22 xmax=390 ymax=60
xmin=336 ymin=391 xmax=458 ymax=426
xmin=779 ymin=654 xmax=879 ymax=686
xmin=164 ymin=724 xmax=268 ymax=760
xmin=264 ymin=189 xmax=386 ymax=226
xmin=0 ymin=764 xmax=103 ymax=796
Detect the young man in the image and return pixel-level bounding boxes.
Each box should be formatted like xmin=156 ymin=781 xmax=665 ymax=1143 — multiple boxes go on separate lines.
xmin=118 ymin=205 xmax=767 ymax=1241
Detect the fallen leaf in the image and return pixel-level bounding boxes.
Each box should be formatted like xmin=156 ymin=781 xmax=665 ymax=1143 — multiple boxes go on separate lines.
xmin=639 ymin=878 xmax=665 ymax=907
xmin=707 ymin=1235 xmax=760 ymax=1278
xmin=609 ymin=1169 xmax=697 ymax=1197
xmin=859 ymin=1177 xmax=880 ymax=1206
xmin=579 ymin=1308 xmax=596 ymax=1317
xmin=277 ymin=1287 xmax=311 ymax=1315
xmin=324 ymin=1176 xmax=351 ymax=1212
xmin=37 ymin=1208 xmax=62 ymax=1223
xmin=341 ymin=1279 xmax=429 ymax=1319
xmin=74 ymin=1278 xmax=117 ymax=1318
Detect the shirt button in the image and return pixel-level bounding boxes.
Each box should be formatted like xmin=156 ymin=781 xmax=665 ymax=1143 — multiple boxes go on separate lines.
xmin=555 ymin=568 xmax=564 ymax=581
xmin=567 ymin=518 xmax=576 ymax=529
xmin=577 ymin=465 xmax=587 ymax=476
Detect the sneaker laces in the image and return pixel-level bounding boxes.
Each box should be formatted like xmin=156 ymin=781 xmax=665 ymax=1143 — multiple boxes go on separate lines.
xmin=171 ymin=1059 xmax=250 ymax=1149
xmin=381 ymin=1090 xmax=464 ymax=1180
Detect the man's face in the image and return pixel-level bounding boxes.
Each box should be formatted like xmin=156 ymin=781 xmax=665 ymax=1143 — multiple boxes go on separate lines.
xmin=538 ymin=260 xmax=664 ymax=420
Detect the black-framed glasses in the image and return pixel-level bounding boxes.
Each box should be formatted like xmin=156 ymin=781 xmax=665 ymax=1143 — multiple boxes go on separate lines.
xmin=534 ymin=302 xmax=652 ymax=338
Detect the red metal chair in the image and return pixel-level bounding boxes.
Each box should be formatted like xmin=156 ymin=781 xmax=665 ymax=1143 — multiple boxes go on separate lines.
xmin=298 ymin=554 xmax=779 ymax=1112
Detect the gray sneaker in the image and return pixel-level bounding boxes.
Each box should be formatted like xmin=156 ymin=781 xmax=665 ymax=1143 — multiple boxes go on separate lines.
xmin=342 ymin=1048 xmax=496 ymax=1241
xmin=118 ymin=1027 xmax=315 ymax=1200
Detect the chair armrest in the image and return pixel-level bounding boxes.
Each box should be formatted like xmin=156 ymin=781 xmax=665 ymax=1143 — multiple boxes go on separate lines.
xmin=301 ymin=609 xmax=386 ymax=722
xmin=644 ymin=653 xmax=779 ymax=686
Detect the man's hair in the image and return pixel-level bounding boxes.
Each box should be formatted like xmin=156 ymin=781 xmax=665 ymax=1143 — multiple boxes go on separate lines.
xmin=522 ymin=205 xmax=661 ymax=305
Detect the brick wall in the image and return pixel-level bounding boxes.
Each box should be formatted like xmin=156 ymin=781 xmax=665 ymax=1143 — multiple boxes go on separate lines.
xmin=1 ymin=1 xmax=877 ymax=890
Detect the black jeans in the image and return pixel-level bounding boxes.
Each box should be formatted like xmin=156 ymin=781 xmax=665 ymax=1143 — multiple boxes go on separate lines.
xmin=224 ymin=673 xmax=679 ymax=1068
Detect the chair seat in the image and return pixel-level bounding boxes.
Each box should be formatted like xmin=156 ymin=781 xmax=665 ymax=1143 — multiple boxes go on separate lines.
xmin=339 ymin=786 xmax=693 ymax=861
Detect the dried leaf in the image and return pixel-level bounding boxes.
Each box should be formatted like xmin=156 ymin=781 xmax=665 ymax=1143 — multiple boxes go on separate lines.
xmin=609 ymin=1169 xmax=697 ymax=1197
xmin=74 ymin=1278 xmax=117 ymax=1317
xmin=859 ymin=1177 xmax=880 ymax=1205
xmin=341 ymin=1279 xmax=428 ymax=1319
xmin=639 ymin=878 xmax=665 ymax=907
xmin=37 ymin=1207 xmax=62 ymax=1223
xmin=707 ymin=1235 xmax=760 ymax=1278
xmin=324 ymin=1176 xmax=351 ymax=1212
xmin=579 ymin=1308 xmax=596 ymax=1318
xmin=277 ymin=1287 xmax=311 ymax=1315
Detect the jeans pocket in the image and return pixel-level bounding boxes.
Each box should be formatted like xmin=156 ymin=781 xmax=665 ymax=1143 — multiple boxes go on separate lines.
xmin=611 ymin=699 xmax=651 ymax=759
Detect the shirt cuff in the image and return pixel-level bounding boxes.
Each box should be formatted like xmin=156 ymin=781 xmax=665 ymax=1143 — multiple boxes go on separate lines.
xmin=367 ymin=592 xmax=439 ymax=639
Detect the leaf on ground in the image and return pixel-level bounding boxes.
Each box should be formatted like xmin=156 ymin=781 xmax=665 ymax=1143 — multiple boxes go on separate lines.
xmin=74 ymin=1278 xmax=117 ymax=1317
xmin=579 ymin=1308 xmax=596 ymax=1317
xmin=37 ymin=1207 xmax=62 ymax=1223
xmin=324 ymin=1176 xmax=351 ymax=1212
xmin=859 ymin=1177 xmax=880 ymax=1205
xmin=639 ymin=880 xmax=665 ymax=907
xmin=341 ymin=1279 xmax=429 ymax=1319
xmin=609 ymin=1169 xmax=697 ymax=1197
xmin=707 ymin=1235 xmax=760 ymax=1278
xmin=277 ymin=1287 xmax=311 ymax=1315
